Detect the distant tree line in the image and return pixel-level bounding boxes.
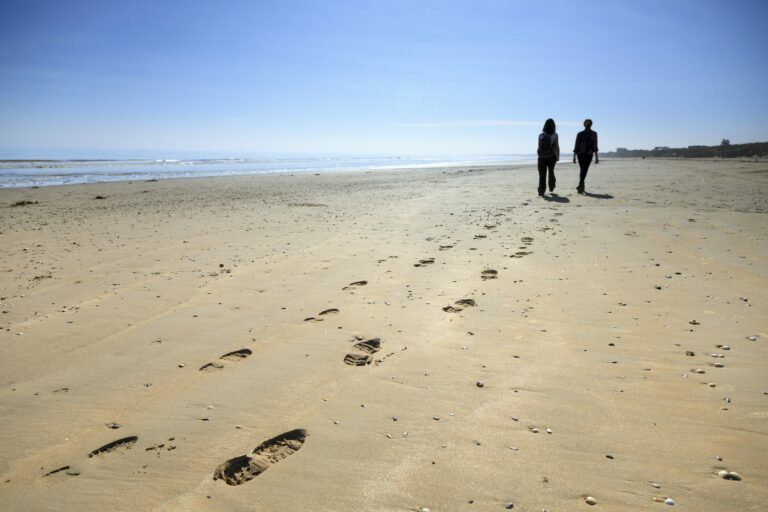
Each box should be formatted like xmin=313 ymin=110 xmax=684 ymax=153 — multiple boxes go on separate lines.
xmin=606 ymin=141 xmax=768 ymax=159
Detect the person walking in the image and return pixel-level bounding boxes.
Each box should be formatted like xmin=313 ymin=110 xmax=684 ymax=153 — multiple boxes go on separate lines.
xmin=573 ymin=119 xmax=599 ymax=194
xmin=537 ymin=118 xmax=560 ymax=196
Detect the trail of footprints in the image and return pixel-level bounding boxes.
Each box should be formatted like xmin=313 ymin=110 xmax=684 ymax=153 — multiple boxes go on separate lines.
xmin=40 ymin=231 xmax=536 ymax=489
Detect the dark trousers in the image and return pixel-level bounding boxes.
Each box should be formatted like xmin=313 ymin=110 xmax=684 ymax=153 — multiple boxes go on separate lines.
xmin=577 ymin=153 xmax=593 ymax=189
xmin=537 ymin=156 xmax=557 ymax=194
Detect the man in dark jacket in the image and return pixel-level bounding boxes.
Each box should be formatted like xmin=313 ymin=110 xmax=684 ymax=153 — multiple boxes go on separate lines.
xmin=572 ymin=119 xmax=599 ymax=194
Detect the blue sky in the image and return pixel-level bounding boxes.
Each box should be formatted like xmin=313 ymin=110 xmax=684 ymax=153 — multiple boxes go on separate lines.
xmin=1 ymin=0 xmax=767 ymax=156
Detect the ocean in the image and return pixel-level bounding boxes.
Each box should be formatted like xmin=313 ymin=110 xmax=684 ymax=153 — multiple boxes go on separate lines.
xmin=0 ymin=151 xmax=535 ymax=188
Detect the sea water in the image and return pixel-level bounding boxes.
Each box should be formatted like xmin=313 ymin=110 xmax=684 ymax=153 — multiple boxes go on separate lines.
xmin=0 ymin=151 xmax=534 ymax=188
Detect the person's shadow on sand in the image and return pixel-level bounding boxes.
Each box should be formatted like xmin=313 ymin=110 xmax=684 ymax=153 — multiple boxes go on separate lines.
xmin=542 ymin=193 xmax=570 ymax=203
xmin=583 ymin=191 xmax=614 ymax=199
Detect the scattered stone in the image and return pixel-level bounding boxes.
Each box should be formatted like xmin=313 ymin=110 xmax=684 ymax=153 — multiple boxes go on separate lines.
xmin=585 ymin=496 xmax=597 ymax=505
xmin=718 ymin=470 xmax=742 ymax=481
xmin=689 ymin=320 xmax=700 ymax=325
xmin=476 ymin=381 xmax=485 ymax=388
xmin=685 ymin=351 xmax=695 ymax=356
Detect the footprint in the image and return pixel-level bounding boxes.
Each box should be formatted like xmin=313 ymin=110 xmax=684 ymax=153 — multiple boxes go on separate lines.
xmin=473 ymin=234 xmax=487 ymax=239
xmin=304 ymin=308 xmax=339 ymax=322
xmin=344 ymin=353 xmax=373 ymax=366
xmin=353 ymin=338 xmax=381 ymax=354
xmin=455 ymin=299 xmax=476 ymax=307
xmin=481 ymin=269 xmax=498 ymax=280
xmin=439 ymin=245 xmax=454 ymax=251
xmin=43 ymin=465 xmax=80 ymax=477
xmin=414 ymin=258 xmax=435 ymax=267
xmin=343 ymin=280 xmax=368 ymax=290
xmin=88 ymin=436 xmax=138 ymax=458
xmin=213 ymin=429 xmax=308 ymax=486
xmin=199 ymin=362 xmax=224 ymax=372
xmin=443 ymin=306 xmax=463 ymax=313
xmin=220 ymin=348 xmax=252 ymax=361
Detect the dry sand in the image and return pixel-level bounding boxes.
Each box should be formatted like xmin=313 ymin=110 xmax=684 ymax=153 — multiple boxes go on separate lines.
xmin=0 ymin=159 xmax=766 ymax=511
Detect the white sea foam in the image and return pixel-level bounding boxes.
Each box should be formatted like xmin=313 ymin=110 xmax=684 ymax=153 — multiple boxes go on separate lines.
xmin=0 ymin=154 xmax=534 ymax=188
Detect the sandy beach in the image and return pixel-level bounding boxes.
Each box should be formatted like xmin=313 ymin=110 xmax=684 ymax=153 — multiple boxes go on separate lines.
xmin=0 ymin=158 xmax=766 ymax=511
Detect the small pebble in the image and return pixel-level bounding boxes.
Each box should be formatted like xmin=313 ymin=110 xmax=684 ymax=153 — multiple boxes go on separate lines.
xmin=585 ymin=496 xmax=597 ymax=505
xmin=651 ymin=482 xmax=661 ymax=489
xmin=689 ymin=320 xmax=700 ymax=325
xmin=606 ymin=454 xmax=614 ymax=459
xmin=178 ymin=363 xmax=185 ymax=368
xmin=719 ymin=470 xmax=742 ymax=481
xmin=546 ymin=428 xmax=552 ymax=434
xmin=664 ymin=498 xmax=675 ymax=505
xmin=476 ymin=381 xmax=485 ymax=388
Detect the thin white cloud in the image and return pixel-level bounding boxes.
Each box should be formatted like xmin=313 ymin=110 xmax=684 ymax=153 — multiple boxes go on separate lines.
xmin=397 ymin=120 xmax=581 ymax=128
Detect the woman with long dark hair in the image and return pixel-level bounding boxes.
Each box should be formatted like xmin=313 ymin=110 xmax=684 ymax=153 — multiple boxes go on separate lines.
xmin=536 ymin=118 xmax=560 ymax=196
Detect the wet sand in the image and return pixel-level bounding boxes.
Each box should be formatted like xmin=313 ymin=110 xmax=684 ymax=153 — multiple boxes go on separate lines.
xmin=1 ymin=159 xmax=767 ymax=510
